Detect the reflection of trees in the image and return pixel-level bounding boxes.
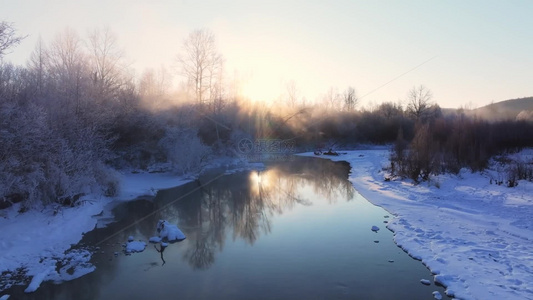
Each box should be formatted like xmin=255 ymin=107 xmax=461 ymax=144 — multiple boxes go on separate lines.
xmin=167 ymin=157 xmax=355 ymax=270
xmin=184 ymin=238 xmax=215 ymax=270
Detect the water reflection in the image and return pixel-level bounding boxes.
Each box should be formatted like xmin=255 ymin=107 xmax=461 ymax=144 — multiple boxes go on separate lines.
xmin=156 ymin=158 xmax=354 ymax=270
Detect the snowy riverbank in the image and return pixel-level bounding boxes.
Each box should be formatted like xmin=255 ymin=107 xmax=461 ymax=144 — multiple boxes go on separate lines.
xmin=301 ymin=150 xmax=533 ymax=300
xmin=0 ymin=170 xmax=193 ymax=294
xmin=0 ymin=155 xmax=264 ymax=295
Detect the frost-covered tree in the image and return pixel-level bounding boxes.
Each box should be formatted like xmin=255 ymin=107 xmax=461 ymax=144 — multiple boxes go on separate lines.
xmin=158 ymin=128 xmax=211 ymax=174
xmin=47 ymin=28 xmax=90 ymax=116
xmin=0 ymin=21 xmax=24 ymax=58
xmin=406 ymin=85 xmax=432 ymax=121
xmin=177 ymin=29 xmax=223 ymax=106
xmin=87 ymin=27 xmax=127 ymax=102
xmin=343 ymin=86 xmax=358 ymax=111
xmin=322 ymin=86 xmax=341 ymax=112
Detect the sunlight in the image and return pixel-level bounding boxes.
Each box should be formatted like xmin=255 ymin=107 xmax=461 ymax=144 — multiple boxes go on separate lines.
xmin=250 ymin=170 xmax=273 ymax=197
xmin=250 ymin=171 xmax=269 ymax=186
xmin=239 ymin=74 xmax=281 ymax=103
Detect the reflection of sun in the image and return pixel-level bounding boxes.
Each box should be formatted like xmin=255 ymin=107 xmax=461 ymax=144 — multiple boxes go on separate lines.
xmin=250 ymin=171 xmax=269 ymax=187
xmin=250 ymin=170 xmax=273 ymax=196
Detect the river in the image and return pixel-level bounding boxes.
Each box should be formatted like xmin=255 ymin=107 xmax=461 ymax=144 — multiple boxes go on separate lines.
xmin=7 ymin=156 xmax=448 ymax=299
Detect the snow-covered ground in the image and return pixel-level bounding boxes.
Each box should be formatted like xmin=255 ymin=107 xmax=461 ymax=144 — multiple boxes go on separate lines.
xmin=0 ymin=170 xmax=192 ymax=294
xmin=302 ymin=150 xmax=533 ymax=300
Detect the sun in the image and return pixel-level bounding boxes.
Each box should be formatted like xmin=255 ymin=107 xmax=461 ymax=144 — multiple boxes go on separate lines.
xmin=240 ymin=75 xmax=281 ymax=103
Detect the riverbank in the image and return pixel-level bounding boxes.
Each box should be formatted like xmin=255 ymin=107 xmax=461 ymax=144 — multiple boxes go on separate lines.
xmin=0 ymin=171 xmax=192 ymax=293
xmin=302 ymin=150 xmax=533 ymax=300
xmin=0 ymin=157 xmax=261 ymax=295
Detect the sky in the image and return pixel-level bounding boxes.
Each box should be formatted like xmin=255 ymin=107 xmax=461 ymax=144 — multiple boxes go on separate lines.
xmin=1 ymin=0 xmax=532 ymax=109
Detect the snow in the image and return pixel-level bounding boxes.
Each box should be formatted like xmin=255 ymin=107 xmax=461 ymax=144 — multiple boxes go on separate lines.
xmin=24 ymin=267 xmax=53 ymax=293
xmin=149 ymin=236 xmax=162 ymax=243
xmin=301 ymin=149 xmax=533 ymax=300
xmin=433 ymin=291 xmax=443 ymax=300
xmin=0 ymin=295 xmax=9 ymax=300
xmin=0 ymin=170 xmax=194 ymax=292
xmin=125 ymin=241 xmax=146 ymax=253
xmin=117 ymin=171 xmax=193 ymax=199
xmin=420 ymin=279 xmax=431 ymax=285
xmin=156 ymin=220 xmax=186 ymax=241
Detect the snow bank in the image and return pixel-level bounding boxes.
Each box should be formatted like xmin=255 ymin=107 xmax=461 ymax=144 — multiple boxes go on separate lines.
xmin=24 ymin=267 xmax=53 ymax=293
xmin=0 ymin=200 xmax=103 ymax=292
xmin=157 ymin=220 xmax=186 ymax=241
xmin=301 ymin=150 xmax=533 ymax=300
xmin=0 ymin=170 xmax=194 ymax=292
xmin=117 ymin=172 xmax=193 ymax=200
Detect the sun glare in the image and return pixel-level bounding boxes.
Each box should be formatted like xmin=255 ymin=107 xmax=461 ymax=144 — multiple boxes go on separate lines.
xmin=250 ymin=170 xmax=270 ymax=187
xmin=239 ymin=75 xmax=281 ymax=103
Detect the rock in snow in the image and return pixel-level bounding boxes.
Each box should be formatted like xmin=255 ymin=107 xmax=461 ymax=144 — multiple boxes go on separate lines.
xmin=371 ymin=225 xmax=380 ymax=232
xmin=125 ymin=241 xmax=146 ymax=253
xmin=157 ymin=220 xmax=186 ymax=241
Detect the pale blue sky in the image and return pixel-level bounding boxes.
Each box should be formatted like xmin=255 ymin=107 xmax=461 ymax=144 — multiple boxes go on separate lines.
xmin=1 ymin=0 xmax=532 ymax=108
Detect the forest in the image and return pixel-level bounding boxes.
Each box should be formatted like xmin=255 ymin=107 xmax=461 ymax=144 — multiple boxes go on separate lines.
xmin=1 ymin=23 xmax=533 ymax=209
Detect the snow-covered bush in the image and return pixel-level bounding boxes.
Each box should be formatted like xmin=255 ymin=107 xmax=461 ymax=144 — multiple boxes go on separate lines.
xmin=158 ymin=127 xmax=211 ymax=174
xmin=0 ymin=100 xmax=118 ymax=208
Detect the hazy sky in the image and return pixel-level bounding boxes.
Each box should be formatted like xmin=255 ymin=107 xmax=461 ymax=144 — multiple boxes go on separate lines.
xmin=1 ymin=0 xmax=532 ymax=108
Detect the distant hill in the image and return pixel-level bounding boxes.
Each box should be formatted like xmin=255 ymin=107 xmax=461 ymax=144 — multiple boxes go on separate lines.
xmin=444 ymin=97 xmax=533 ymax=121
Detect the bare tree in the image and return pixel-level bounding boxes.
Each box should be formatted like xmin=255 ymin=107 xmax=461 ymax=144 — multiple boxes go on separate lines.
xmin=0 ymin=22 xmax=25 ymax=58
xmin=343 ymin=86 xmax=358 ymax=111
xmin=87 ymin=27 xmax=125 ymax=100
xmin=49 ymin=29 xmax=91 ymax=117
xmin=377 ymin=102 xmax=403 ymax=119
xmin=177 ymin=29 xmax=223 ymax=106
xmin=27 ymin=37 xmax=49 ymax=99
xmin=285 ymin=80 xmax=299 ymax=108
xmin=139 ymin=66 xmax=172 ymax=110
xmin=406 ymin=85 xmax=433 ymax=121
xmin=322 ymin=86 xmax=341 ymax=111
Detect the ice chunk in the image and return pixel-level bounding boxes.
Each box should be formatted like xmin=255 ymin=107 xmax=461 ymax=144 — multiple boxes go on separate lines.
xmin=371 ymin=225 xmax=380 ymax=232
xmin=157 ymin=220 xmax=186 ymax=241
xmin=128 ymin=236 xmax=134 ymax=242
xmin=149 ymin=236 xmax=162 ymax=243
xmin=125 ymin=241 xmax=146 ymax=253
xmin=432 ymin=291 xmax=442 ymax=300
xmin=420 ymin=279 xmax=431 ymax=285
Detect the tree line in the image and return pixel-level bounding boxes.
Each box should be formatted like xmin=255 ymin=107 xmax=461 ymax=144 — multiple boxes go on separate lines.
xmin=1 ymin=22 xmax=532 ymax=209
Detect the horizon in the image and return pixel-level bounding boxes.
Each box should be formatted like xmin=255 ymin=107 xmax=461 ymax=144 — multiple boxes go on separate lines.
xmin=1 ymin=0 xmax=532 ymax=109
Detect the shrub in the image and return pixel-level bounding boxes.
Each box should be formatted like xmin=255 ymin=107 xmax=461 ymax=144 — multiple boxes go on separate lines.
xmin=158 ymin=127 xmax=211 ymax=174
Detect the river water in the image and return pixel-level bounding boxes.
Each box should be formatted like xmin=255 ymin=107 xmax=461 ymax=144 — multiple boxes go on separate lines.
xmin=7 ymin=157 xmax=448 ymax=299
